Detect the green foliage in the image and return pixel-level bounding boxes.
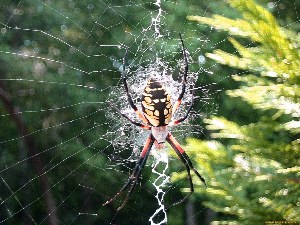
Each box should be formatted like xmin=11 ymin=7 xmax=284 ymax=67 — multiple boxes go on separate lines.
xmin=172 ymin=0 xmax=300 ymax=224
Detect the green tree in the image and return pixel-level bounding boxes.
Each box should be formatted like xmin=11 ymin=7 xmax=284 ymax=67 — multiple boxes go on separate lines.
xmin=172 ymin=0 xmax=300 ymax=224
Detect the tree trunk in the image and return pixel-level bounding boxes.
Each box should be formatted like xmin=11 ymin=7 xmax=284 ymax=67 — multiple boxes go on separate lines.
xmin=0 ymin=81 xmax=59 ymax=225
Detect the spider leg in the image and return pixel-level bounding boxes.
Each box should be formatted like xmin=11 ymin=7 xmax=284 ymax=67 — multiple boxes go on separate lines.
xmin=116 ymin=161 xmax=144 ymax=211
xmin=168 ymin=144 xmax=194 ymax=207
xmin=122 ymin=49 xmax=149 ymax=125
xmin=172 ymin=33 xmax=189 ymax=115
xmin=110 ymin=103 xmax=151 ymax=130
xmin=102 ymin=134 xmax=154 ymax=210
xmin=166 ymin=133 xmax=206 ymax=206
xmin=168 ymin=89 xmax=194 ymax=126
xmin=182 ymin=152 xmax=206 ymax=185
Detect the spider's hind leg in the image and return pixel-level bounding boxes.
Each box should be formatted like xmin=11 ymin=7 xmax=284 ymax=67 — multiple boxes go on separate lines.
xmin=102 ymin=135 xmax=154 ymax=211
xmin=169 ymin=148 xmax=195 ymax=207
xmin=102 ymin=158 xmax=142 ymax=208
xmin=182 ymin=152 xmax=206 ymax=186
xmin=166 ymin=133 xmax=206 ymax=207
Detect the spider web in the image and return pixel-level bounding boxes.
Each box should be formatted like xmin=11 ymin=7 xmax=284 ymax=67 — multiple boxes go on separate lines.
xmin=1 ymin=0 xmax=297 ymax=224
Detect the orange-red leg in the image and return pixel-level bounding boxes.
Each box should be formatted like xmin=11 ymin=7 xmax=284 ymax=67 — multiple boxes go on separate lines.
xmin=102 ymin=134 xmax=154 ymax=210
xmin=166 ymin=133 xmax=206 ymax=206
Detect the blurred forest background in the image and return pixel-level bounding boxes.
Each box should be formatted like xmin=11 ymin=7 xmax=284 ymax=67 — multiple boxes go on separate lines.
xmin=0 ymin=0 xmax=299 ymax=224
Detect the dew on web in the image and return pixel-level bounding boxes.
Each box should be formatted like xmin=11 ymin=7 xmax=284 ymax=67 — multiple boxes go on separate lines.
xmin=0 ymin=0 xmax=237 ymax=224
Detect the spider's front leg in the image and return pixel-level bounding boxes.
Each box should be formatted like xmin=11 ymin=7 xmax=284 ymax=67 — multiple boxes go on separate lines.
xmin=172 ymin=33 xmax=189 ymax=115
xmin=103 ymin=134 xmax=154 ymax=211
xmin=169 ymin=88 xmax=195 ymax=126
xmin=109 ymin=103 xmax=151 ymax=130
xmin=122 ymin=49 xmax=149 ymax=125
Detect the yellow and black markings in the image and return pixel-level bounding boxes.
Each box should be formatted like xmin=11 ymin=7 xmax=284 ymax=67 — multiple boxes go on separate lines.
xmin=141 ymin=79 xmax=172 ymax=127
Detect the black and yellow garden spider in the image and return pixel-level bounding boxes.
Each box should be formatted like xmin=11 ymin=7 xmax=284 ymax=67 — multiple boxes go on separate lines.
xmin=103 ymin=34 xmax=206 ymax=211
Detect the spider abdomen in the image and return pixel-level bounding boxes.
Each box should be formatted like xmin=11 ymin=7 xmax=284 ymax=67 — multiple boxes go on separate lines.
xmin=141 ymin=79 xmax=172 ymax=127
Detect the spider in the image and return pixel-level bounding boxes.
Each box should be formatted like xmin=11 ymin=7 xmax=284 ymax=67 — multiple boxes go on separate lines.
xmin=103 ymin=34 xmax=206 ymax=211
